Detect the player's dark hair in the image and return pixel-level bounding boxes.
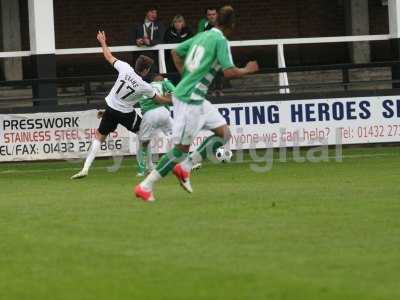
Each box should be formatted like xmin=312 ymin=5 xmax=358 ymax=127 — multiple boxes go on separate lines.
xmin=135 ymin=55 xmax=154 ymax=74
xmin=217 ymin=5 xmax=235 ymax=29
xmin=146 ymin=6 xmax=158 ymax=12
xmin=205 ymin=7 xmax=217 ymax=14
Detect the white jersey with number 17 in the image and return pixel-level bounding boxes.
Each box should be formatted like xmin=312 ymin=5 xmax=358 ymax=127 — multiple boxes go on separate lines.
xmin=105 ymin=60 xmax=156 ymax=113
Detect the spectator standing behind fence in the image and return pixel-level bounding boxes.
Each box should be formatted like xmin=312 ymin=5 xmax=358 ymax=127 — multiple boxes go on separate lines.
xmin=197 ymin=7 xmax=224 ymax=96
xmin=197 ymin=7 xmax=217 ymax=32
xmin=131 ymin=7 xmax=165 ymax=73
xmin=164 ymin=15 xmax=193 ymax=44
xmin=164 ymin=15 xmax=193 ymax=84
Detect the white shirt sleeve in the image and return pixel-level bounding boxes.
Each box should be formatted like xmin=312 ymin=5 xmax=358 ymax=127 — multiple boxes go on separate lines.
xmin=113 ymin=60 xmax=133 ymax=73
xmin=141 ymin=81 xmax=157 ymax=98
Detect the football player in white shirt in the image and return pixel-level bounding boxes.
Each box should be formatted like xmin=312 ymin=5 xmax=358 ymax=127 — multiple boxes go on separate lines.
xmin=71 ymin=31 xmax=171 ymax=179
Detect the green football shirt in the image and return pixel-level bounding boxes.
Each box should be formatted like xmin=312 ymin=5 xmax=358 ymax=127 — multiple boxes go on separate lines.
xmin=139 ymin=79 xmax=175 ymax=114
xmin=174 ymin=28 xmax=235 ymax=104
xmin=197 ymin=18 xmax=208 ymax=33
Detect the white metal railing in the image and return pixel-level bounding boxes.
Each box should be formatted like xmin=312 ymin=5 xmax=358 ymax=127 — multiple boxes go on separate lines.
xmin=0 ymin=51 xmax=32 ymax=58
xmin=0 ymin=34 xmax=392 ymax=93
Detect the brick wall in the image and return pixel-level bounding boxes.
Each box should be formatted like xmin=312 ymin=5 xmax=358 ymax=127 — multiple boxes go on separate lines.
xmin=10 ymin=0 xmax=392 ymax=77
xmin=50 ymin=0 xmax=349 ymax=76
xmin=369 ymin=0 xmax=389 ymax=34
xmin=52 ymin=0 xmax=358 ymax=48
xmin=369 ymin=0 xmax=391 ymax=61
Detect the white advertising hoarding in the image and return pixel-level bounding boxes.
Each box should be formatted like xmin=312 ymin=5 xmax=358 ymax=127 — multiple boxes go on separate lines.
xmin=1 ymin=96 xmax=400 ymax=162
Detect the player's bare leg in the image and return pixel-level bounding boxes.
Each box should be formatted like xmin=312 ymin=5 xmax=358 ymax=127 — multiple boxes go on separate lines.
xmin=71 ymin=130 xmax=106 ymax=179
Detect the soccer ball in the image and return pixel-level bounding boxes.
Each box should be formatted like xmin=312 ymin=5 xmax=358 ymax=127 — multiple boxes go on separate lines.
xmin=215 ymin=147 xmax=233 ymax=163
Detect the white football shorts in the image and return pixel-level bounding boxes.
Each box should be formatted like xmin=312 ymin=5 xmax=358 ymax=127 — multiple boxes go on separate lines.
xmin=171 ymin=95 xmax=227 ymax=145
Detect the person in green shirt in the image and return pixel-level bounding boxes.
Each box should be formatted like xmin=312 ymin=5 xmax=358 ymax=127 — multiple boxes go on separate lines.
xmin=137 ymin=74 xmax=175 ymax=176
xmin=197 ymin=7 xmax=217 ymax=33
xmin=135 ymin=5 xmax=259 ymax=202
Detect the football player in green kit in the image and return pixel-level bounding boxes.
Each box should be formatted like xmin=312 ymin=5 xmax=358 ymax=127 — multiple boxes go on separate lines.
xmin=135 ymin=6 xmax=259 ymax=201
xmin=136 ymin=75 xmax=175 ymax=176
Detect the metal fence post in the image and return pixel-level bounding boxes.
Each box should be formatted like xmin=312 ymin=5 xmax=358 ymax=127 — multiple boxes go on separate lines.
xmin=158 ymin=49 xmax=167 ymax=74
xmin=277 ymin=43 xmax=290 ymax=94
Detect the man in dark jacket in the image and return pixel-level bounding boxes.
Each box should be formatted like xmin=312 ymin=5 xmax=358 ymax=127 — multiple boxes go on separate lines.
xmin=197 ymin=7 xmax=217 ymax=33
xmin=132 ymin=7 xmax=165 ymax=72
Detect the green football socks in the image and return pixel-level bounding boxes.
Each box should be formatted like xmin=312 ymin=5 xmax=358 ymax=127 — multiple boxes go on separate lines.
xmin=156 ymin=146 xmax=188 ymax=177
xmin=137 ymin=146 xmax=148 ymax=175
xmin=195 ymin=135 xmax=224 ymax=160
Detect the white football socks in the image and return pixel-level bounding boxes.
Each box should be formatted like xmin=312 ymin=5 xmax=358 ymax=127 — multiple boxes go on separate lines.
xmin=82 ymin=139 xmax=101 ymax=173
xmin=181 ymin=151 xmax=203 ymax=173
xmin=141 ymin=170 xmax=162 ymax=191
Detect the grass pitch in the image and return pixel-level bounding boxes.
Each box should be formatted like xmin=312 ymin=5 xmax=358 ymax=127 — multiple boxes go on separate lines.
xmin=1 ymin=146 xmax=400 ymax=300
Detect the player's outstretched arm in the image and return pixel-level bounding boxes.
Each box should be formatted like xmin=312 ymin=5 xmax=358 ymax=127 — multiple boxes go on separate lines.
xmin=223 ymin=61 xmax=259 ymax=79
xmin=97 ymin=31 xmax=117 ymax=65
xmin=153 ymin=93 xmax=172 ymax=105
xmin=171 ymin=50 xmax=185 ymax=75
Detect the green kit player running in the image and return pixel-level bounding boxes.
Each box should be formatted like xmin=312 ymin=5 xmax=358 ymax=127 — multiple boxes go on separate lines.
xmin=136 ymin=75 xmax=175 ymax=176
xmin=135 ymin=5 xmax=259 ymax=201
